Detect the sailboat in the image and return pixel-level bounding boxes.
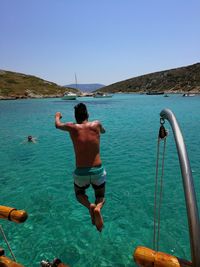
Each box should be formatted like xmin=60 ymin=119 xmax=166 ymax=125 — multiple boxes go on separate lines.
xmin=62 ymin=73 xmax=78 ymax=100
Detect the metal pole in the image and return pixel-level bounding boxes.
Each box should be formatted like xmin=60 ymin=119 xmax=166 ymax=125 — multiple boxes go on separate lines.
xmin=160 ymin=108 xmax=200 ymax=267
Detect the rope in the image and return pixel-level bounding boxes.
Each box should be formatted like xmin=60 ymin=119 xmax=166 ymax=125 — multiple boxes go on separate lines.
xmin=0 ymin=224 xmax=17 ymax=262
xmin=156 ymin=138 xmax=166 ymax=250
xmin=153 ymin=122 xmax=167 ymax=251
xmin=153 ymin=138 xmax=160 ymax=250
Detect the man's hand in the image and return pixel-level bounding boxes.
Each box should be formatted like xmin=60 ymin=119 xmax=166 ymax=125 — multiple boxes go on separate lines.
xmin=55 ymin=112 xmax=71 ymax=132
xmin=55 ymin=112 xmax=63 ymax=129
xmin=55 ymin=112 xmax=62 ymax=119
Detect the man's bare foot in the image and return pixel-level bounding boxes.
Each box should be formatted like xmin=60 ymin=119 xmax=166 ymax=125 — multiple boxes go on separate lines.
xmin=94 ymin=206 xmax=104 ymax=232
xmin=89 ymin=204 xmax=96 ymax=225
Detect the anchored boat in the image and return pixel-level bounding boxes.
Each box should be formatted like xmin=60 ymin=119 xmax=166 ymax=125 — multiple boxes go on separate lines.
xmin=93 ymin=92 xmax=113 ymax=98
xmin=146 ymin=91 xmax=164 ymax=95
xmin=62 ymin=92 xmax=77 ymax=100
xmin=182 ymin=93 xmax=195 ymax=97
xmin=62 ymin=73 xmax=78 ymax=100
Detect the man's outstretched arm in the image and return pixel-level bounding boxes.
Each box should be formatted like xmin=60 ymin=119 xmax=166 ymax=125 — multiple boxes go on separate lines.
xmin=55 ymin=112 xmax=72 ymax=131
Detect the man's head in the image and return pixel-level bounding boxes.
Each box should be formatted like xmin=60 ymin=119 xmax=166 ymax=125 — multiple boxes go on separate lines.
xmin=74 ymin=103 xmax=89 ymax=123
xmin=28 ymin=135 xmax=32 ymax=142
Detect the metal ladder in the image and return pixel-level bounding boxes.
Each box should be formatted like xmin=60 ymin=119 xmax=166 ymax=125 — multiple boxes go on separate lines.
xmin=160 ymin=108 xmax=200 ymax=267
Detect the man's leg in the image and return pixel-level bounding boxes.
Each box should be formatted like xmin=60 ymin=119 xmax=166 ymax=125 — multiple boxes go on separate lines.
xmin=74 ymin=183 xmax=91 ymax=208
xmin=74 ymin=183 xmax=96 ymax=224
xmin=92 ymin=182 xmax=105 ymax=232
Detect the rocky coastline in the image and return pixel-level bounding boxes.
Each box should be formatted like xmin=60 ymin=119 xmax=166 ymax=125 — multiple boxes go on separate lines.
xmin=0 ymin=94 xmax=63 ymax=100
xmin=1 ymin=90 xmax=200 ymax=101
xmin=1 ymin=63 xmax=200 ymax=100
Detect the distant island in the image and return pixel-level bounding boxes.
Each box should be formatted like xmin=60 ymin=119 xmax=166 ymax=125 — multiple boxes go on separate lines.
xmin=0 ymin=63 xmax=200 ymax=100
xmin=65 ymin=83 xmax=105 ymax=92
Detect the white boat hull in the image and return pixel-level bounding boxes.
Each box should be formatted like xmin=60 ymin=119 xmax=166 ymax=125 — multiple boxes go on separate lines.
xmin=62 ymin=93 xmax=77 ymax=100
xmin=62 ymin=95 xmax=76 ymax=100
xmin=93 ymin=94 xmax=112 ymax=98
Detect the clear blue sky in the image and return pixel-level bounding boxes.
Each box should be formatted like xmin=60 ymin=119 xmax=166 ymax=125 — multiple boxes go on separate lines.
xmin=1 ymin=0 xmax=200 ymax=86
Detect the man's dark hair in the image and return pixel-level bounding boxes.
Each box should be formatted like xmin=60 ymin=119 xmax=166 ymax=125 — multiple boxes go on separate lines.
xmin=28 ymin=135 xmax=32 ymax=141
xmin=74 ymin=103 xmax=89 ymax=123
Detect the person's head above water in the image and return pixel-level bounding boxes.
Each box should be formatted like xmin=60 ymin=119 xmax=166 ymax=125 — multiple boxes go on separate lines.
xmin=28 ymin=135 xmax=33 ymax=142
xmin=74 ymin=103 xmax=89 ymax=123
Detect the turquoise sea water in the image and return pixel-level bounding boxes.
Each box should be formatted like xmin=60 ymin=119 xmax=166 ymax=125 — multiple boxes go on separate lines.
xmin=0 ymin=94 xmax=200 ymax=266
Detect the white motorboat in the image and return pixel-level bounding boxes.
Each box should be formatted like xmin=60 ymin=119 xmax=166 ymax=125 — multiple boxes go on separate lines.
xmin=62 ymin=92 xmax=77 ymax=100
xmin=93 ymin=92 xmax=113 ymax=98
xmin=182 ymin=93 xmax=195 ymax=97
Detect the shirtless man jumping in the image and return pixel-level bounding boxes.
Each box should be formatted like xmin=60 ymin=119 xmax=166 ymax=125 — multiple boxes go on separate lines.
xmin=55 ymin=103 xmax=106 ymax=232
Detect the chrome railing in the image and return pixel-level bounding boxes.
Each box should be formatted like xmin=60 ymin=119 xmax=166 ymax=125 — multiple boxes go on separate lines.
xmin=160 ymin=108 xmax=200 ymax=267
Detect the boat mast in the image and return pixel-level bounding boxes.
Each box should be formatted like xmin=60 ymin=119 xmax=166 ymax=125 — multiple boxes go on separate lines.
xmin=75 ymin=73 xmax=78 ymax=90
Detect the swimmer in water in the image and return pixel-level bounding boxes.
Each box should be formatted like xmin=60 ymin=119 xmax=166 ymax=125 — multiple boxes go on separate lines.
xmin=27 ymin=136 xmax=37 ymax=143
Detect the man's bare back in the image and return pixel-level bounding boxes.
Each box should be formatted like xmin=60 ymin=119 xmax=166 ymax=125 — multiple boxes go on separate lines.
xmin=55 ymin=116 xmax=105 ymax=167
xmin=67 ymin=121 xmax=104 ymax=167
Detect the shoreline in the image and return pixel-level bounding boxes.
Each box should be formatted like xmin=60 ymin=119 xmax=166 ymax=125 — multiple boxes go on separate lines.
xmin=0 ymin=94 xmax=62 ymax=100
xmin=1 ymin=91 xmax=200 ymax=100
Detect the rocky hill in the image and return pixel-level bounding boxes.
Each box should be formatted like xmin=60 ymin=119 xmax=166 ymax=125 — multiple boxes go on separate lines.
xmin=1 ymin=63 xmax=200 ymax=99
xmin=98 ymin=63 xmax=200 ymax=94
xmin=0 ymin=70 xmax=78 ymax=100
